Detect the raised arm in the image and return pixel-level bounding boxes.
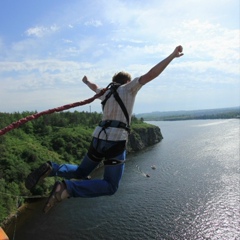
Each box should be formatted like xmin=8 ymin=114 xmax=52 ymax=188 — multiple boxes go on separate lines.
xmin=82 ymin=76 xmax=99 ymax=92
xmin=139 ymin=45 xmax=184 ymax=85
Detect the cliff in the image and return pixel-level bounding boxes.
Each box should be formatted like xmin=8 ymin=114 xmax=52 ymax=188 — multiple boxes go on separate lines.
xmin=127 ymin=124 xmax=163 ymax=152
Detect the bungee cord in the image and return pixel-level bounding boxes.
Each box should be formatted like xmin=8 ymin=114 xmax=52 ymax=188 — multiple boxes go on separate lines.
xmin=0 ymin=88 xmax=108 ymax=137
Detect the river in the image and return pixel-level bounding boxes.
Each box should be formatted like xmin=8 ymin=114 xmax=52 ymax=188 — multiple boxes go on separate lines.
xmin=5 ymin=119 xmax=240 ymax=240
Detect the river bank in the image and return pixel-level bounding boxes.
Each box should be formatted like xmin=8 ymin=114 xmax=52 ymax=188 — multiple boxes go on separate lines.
xmin=2 ymin=199 xmax=46 ymax=240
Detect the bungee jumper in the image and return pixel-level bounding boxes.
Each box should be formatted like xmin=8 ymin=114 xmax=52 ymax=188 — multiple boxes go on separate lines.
xmin=4 ymin=46 xmax=184 ymax=213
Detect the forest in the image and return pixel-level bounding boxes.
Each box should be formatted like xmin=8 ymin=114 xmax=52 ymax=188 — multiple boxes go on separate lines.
xmin=0 ymin=111 xmax=145 ymax=224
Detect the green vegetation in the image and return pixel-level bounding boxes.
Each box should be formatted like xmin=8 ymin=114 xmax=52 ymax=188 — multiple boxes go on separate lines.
xmin=0 ymin=111 xmax=144 ymax=223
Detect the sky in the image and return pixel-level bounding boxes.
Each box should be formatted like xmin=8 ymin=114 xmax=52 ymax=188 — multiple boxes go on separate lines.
xmin=0 ymin=0 xmax=239 ymax=114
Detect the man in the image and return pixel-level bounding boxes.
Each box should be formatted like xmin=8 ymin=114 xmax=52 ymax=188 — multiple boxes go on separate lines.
xmin=25 ymin=45 xmax=184 ymax=213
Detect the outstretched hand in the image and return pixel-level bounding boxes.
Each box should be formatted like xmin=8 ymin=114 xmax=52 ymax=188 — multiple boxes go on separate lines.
xmin=173 ymin=45 xmax=184 ymax=58
xmin=82 ymin=76 xmax=88 ymax=84
xmin=82 ymin=76 xmax=98 ymax=92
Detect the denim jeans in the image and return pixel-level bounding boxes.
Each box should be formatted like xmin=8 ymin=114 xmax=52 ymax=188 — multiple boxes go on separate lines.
xmin=49 ymin=138 xmax=126 ymax=198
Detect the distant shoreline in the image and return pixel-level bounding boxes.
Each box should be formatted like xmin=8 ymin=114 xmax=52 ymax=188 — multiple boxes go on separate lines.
xmin=136 ymin=106 xmax=240 ymax=121
xmin=147 ymin=116 xmax=240 ymax=121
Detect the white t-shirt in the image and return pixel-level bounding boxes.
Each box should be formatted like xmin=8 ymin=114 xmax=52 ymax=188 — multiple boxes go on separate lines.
xmin=92 ymin=77 xmax=143 ymax=141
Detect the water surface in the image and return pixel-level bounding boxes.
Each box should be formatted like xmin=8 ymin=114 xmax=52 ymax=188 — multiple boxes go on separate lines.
xmin=7 ymin=120 xmax=240 ymax=240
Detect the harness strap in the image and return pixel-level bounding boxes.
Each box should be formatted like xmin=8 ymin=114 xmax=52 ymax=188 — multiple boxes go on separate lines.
xmin=99 ymin=120 xmax=130 ymax=133
xmin=87 ymin=139 xmax=104 ymax=162
xmin=112 ymin=90 xmax=130 ymax=126
xmin=101 ymin=83 xmax=130 ymax=130
xmin=87 ymin=138 xmax=126 ymax=163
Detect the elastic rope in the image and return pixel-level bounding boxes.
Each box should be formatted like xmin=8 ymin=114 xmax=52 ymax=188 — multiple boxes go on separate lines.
xmin=0 ymin=88 xmax=108 ymax=136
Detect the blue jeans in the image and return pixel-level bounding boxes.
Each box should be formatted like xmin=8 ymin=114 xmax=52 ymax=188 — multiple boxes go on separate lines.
xmin=49 ymin=138 xmax=126 ymax=198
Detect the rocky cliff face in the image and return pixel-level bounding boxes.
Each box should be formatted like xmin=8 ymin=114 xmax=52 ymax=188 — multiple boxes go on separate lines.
xmin=127 ymin=124 xmax=163 ymax=153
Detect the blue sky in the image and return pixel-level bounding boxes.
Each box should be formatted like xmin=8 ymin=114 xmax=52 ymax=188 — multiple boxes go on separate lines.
xmin=0 ymin=0 xmax=239 ymax=114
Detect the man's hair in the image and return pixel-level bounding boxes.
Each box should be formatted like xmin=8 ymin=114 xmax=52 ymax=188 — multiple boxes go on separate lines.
xmin=112 ymin=71 xmax=131 ymax=85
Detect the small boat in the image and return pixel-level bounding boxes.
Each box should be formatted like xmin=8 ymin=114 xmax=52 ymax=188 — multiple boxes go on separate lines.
xmin=151 ymin=165 xmax=156 ymax=170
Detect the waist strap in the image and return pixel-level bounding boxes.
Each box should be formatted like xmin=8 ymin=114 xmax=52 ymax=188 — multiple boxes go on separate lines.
xmin=99 ymin=120 xmax=130 ymax=133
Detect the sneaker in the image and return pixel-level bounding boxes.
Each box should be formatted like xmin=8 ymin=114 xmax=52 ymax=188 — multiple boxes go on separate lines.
xmin=43 ymin=181 xmax=69 ymax=214
xmin=25 ymin=162 xmax=52 ymax=190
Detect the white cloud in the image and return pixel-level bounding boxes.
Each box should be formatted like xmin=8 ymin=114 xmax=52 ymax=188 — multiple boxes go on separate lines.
xmin=84 ymin=20 xmax=103 ymax=27
xmin=63 ymin=39 xmax=73 ymax=44
xmin=25 ymin=24 xmax=59 ymax=37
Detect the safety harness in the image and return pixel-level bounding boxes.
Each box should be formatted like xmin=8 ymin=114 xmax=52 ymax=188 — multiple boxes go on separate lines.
xmin=88 ymin=82 xmax=130 ymax=166
xmin=100 ymin=82 xmax=130 ymax=134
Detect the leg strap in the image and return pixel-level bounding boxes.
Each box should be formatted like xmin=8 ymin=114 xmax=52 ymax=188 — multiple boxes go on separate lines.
xmin=87 ymin=138 xmax=127 ymax=164
xmin=87 ymin=140 xmax=104 ymax=162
